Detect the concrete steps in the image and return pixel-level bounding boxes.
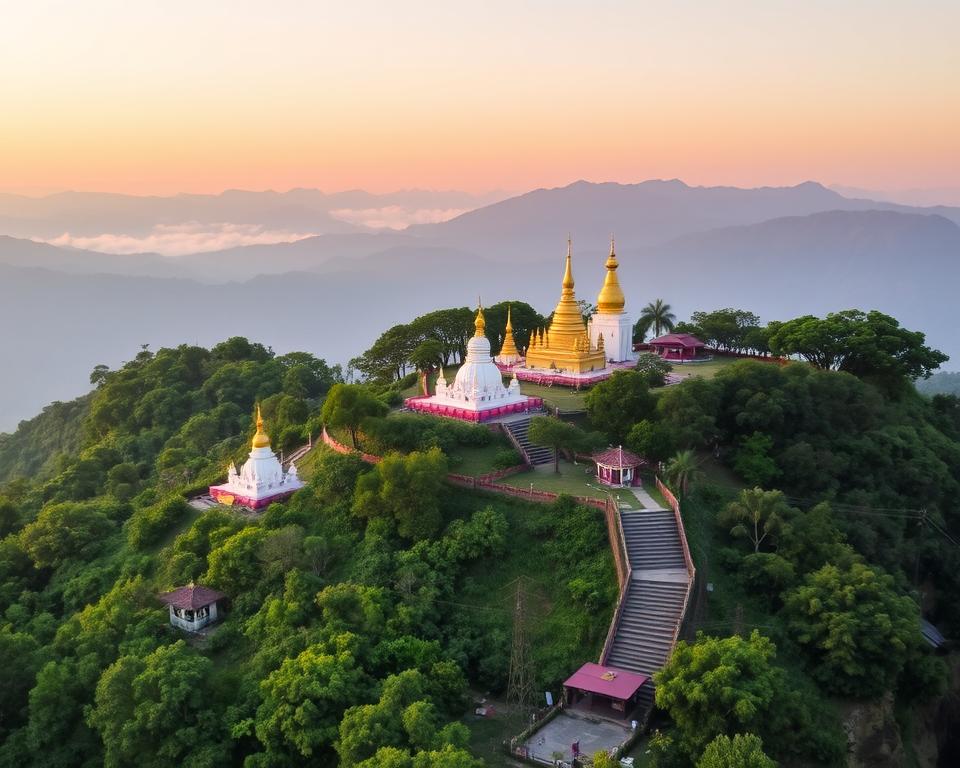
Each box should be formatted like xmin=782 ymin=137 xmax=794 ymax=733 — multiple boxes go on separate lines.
xmin=503 ymin=418 xmax=554 ymax=466
xmin=620 ymin=510 xmax=687 ymax=571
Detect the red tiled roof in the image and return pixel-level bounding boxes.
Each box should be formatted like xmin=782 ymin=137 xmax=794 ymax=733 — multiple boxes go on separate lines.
xmin=649 ymin=333 xmax=704 ymax=348
xmin=592 ymin=445 xmax=645 ymax=469
xmin=158 ymin=584 xmax=225 ymax=610
xmin=564 ymin=662 xmax=649 ymax=701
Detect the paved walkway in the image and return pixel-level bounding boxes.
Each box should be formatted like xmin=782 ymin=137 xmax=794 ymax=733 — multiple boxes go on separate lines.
xmin=630 ymin=486 xmax=667 ymax=511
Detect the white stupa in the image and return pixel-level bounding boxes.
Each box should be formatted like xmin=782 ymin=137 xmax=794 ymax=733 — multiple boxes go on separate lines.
xmin=588 ymin=236 xmax=636 ymax=363
xmin=406 ymin=304 xmax=539 ymax=422
xmin=209 ymin=406 xmax=304 ymax=509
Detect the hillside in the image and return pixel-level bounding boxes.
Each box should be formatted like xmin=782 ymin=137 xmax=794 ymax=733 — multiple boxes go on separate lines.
xmin=0 ymin=340 xmax=615 ymax=767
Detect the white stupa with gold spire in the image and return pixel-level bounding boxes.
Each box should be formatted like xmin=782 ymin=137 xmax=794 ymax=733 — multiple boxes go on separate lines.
xmin=588 ymin=236 xmax=636 ymax=362
xmin=406 ymin=303 xmax=537 ymax=422
xmin=495 ymin=304 xmax=523 ymax=366
xmin=209 ymin=406 xmax=304 ymax=509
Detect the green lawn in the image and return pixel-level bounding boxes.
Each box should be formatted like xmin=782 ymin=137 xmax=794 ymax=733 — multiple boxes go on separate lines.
xmin=448 ymin=442 xmax=516 ymax=477
xmin=659 ymin=356 xmax=740 ymax=384
xmin=515 ymin=380 xmax=589 ymax=413
xmin=499 ymin=460 xmax=640 ymax=509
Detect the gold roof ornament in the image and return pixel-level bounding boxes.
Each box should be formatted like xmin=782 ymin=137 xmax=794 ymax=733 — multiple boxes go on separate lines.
xmin=562 ymin=236 xmax=575 ymax=294
xmin=252 ymin=404 xmax=271 ymax=449
xmin=474 ymin=300 xmax=486 ymax=337
xmin=596 ymin=234 xmax=626 ymax=314
xmin=498 ymin=304 xmax=520 ymax=358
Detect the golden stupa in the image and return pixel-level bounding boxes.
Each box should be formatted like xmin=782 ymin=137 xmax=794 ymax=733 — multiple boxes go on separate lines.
xmin=596 ymin=236 xmax=625 ymax=314
xmin=524 ymin=239 xmax=606 ymax=373
xmin=495 ymin=304 xmax=522 ymax=364
xmin=252 ymin=405 xmax=271 ymax=449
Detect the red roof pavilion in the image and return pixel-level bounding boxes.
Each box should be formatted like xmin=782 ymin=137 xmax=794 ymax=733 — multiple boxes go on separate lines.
xmin=563 ymin=662 xmax=649 ymax=715
xmin=158 ymin=584 xmax=225 ymax=611
xmin=648 ymin=333 xmax=706 ymax=361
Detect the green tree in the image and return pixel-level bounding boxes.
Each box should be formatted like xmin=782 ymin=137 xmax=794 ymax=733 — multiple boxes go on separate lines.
xmin=585 ymin=370 xmax=656 ymax=443
xmin=690 ymin=309 xmax=760 ymax=352
xmin=321 ymin=383 xmax=388 ymax=448
xmin=205 ymin=526 xmax=268 ymax=593
xmin=655 ymin=631 xmax=780 ymax=758
xmin=719 ymin=488 xmax=791 ymax=554
xmin=87 ymin=640 xmax=227 ymax=768
xmin=527 ymin=416 xmax=587 ymax=473
xmin=697 ymin=733 xmax=775 ymax=768
xmin=732 ymin=432 xmax=780 ymax=487
xmin=256 ymin=643 xmax=368 ymax=760
xmin=634 ymin=351 xmax=673 ymax=387
xmin=20 ymin=499 xmax=116 ymax=568
xmin=626 ymin=420 xmax=676 ymax=463
xmin=664 ymin=449 xmax=701 ymax=497
xmin=783 ymin=562 xmax=919 ymax=696
xmin=767 ymin=310 xmax=947 ymax=382
xmin=353 ymin=448 xmax=448 ymax=540
xmin=638 ymin=299 xmax=677 ymax=339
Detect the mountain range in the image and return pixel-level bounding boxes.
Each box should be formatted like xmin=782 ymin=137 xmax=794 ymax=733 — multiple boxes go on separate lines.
xmin=1 ymin=180 xmax=958 ymax=432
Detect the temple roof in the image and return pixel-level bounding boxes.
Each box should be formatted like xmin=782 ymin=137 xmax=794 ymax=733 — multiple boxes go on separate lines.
xmin=649 ymin=333 xmax=704 ymax=348
xmin=158 ymin=584 xmax=225 ymax=610
xmin=563 ymin=662 xmax=648 ymax=701
xmin=593 ymin=445 xmax=646 ymax=469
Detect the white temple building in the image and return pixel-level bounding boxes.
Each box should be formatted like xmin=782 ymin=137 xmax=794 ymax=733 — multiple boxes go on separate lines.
xmin=209 ymin=407 xmax=304 ymax=509
xmin=406 ymin=304 xmax=541 ymax=422
xmin=588 ymin=237 xmax=637 ymax=363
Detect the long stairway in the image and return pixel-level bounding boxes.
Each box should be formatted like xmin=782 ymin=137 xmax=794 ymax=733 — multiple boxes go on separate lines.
xmin=603 ymin=503 xmax=691 ymax=713
xmin=502 ymin=417 xmax=554 ymax=466
xmin=620 ymin=509 xmax=687 ymax=571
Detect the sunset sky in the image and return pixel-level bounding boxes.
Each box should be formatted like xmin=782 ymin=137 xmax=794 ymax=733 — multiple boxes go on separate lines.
xmin=2 ymin=0 xmax=958 ymax=195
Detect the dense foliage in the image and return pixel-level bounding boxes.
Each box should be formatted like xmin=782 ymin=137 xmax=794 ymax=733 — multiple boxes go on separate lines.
xmin=0 ymin=338 xmax=614 ymax=767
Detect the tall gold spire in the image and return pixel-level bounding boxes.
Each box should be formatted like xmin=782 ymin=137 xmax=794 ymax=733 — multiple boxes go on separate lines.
xmin=523 ymin=237 xmax=606 ymax=374
xmin=562 ymin=236 xmax=575 ymax=295
xmin=474 ymin=300 xmax=486 ymax=337
xmin=252 ymin=404 xmax=271 ymax=449
xmin=497 ymin=303 xmax=520 ymax=359
xmin=596 ymin=233 xmax=626 ymax=314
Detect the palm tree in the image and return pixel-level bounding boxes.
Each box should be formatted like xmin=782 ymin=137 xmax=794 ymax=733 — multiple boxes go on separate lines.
xmin=664 ymin=449 xmax=702 ymax=497
xmin=639 ymin=299 xmax=676 ymax=339
xmin=719 ymin=488 xmax=790 ymax=553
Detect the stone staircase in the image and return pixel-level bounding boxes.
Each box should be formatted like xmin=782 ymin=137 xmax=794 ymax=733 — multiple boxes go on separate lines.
xmin=502 ymin=417 xmax=554 ymax=466
xmin=603 ymin=505 xmax=691 ymax=714
xmin=620 ymin=509 xmax=687 ymax=571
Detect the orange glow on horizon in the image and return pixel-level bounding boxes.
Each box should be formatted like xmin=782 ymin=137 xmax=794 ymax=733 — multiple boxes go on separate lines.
xmin=1 ymin=1 xmax=957 ymax=196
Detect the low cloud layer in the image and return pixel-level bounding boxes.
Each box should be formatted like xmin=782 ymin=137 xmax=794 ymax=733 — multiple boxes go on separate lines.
xmin=329 ymin=206 xmax=469 ymax=230
xmin=40 ymin=222 xmax=317 ymax=257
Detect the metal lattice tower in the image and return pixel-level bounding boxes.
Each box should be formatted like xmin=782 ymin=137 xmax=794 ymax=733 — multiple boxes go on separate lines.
xmin=506 ymin=577 xmax=537 ymax=724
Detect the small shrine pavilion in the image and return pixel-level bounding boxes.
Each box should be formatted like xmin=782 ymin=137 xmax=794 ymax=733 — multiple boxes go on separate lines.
xmin=648 ymin=333 xmax=706 ymax=362
xmin=405 ymin=304 xmax=541 ymax=422
xmin=159 ymin=583 xmax=225 ymax=632
xmin=209 ymin=407 xmax=304 ymax=508
xmin=593 ymin=445 xmax=645 ymax=487
xmin=563 ymin=662 xmax=650 ymax=719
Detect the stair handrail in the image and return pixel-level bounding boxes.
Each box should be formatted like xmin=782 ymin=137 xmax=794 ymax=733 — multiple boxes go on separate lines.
xmin=600 ymin=497 xmax=633 ymax=665
xmin=499 ymin=421 xmax=533 ymax=465
xmin=656 ymin=475 xmax=697 ymax=654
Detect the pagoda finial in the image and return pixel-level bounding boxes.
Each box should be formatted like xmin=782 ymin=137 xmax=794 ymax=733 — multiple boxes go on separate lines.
xmin=252 ymin=403 xmax=271 ymax=449
xmin=562 ymin=237 xmax=575 ymax=294
xmin=474 ymin=300 xmax=486 ymax=337
xmin=610 ymin=233 xmax=616 ymax=256
xmin=505 ymin=303 xmax=513 ymax=331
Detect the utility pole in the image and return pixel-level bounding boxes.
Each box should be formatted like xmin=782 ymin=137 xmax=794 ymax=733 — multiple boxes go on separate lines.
xmin=506 ymin=577 xmax=537 ymax=726
xmin=914 ymin=508 xmax=928 ymax=591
